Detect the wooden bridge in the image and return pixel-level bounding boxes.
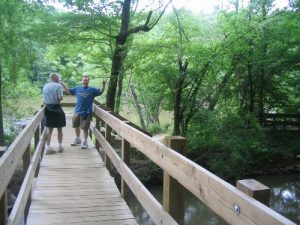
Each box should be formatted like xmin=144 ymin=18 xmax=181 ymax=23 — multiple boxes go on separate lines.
xmin=0 ymin=99 xmax=297 ymax=225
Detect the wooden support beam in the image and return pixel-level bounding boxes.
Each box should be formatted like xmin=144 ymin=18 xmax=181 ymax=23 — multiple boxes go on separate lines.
xmin=0 ymin=191 xmax=7 ymax=225
xmin=0 ymin=146 xmax=6 ymax=158
xmin=105 ymin=124 xmax=112 ymax=174
xmin=95 ymin=117 xmax=100 ymax=151
xmin=237 ymin=179 xmax=270 ymax=206
xmin=121 ymin=138 xmax=131 ymax=202
xmin=163 ymin=136 xmax=186 ymax=225
xmin=23 ymin=144 xmax=31 ymax=222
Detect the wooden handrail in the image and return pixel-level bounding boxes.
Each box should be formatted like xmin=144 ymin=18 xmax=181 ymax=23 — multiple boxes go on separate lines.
xmin=93 ymin=104 xmax=296 ymax=225
xmin=0 ymin=107 xmax=45 ymax=197
xmin=263 ymin=113 xmax=300 ymax=129
xmin=7 ymin=130 xmax=46 ymax=225
xmin=93 ymin=100 xmax=152 ymax=137
xmin=0 ymin=107 xmax=46 ymax=225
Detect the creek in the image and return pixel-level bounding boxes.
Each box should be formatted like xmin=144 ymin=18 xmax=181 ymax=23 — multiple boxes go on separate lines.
xmin=127 ymin=173 xmax=300 ymax=225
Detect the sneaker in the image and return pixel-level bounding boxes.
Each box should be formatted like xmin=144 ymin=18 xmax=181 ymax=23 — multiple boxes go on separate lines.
xmin=71 ymin=138 xmax=81 ymax=146
xmin=58 ymin=146 xmax=64 ymax=153
xmin=81 ymin=141 xmax=88 ymax=149
xmin=45 ymin=147 xmax=56 ymax=155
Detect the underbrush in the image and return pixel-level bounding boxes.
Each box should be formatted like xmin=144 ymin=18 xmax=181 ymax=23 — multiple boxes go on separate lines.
xmin=187 ymin=110 xmax=299 ymax=181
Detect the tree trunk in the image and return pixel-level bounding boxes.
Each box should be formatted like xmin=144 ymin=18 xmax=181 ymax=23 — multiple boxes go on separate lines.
xmin=130 ymin=84 xmax=146 ymax=129
xmin=106 ymin=0 xmax=131 ymax=111
xmin=115 ymin=66 xmax=124 ymax=114
xmin=105 ymin=0 xmax=169 ymax=111
xmin=0 ymin=60 xmax=5 ymax=145
xmin=173 ymin=59 xmax=188 ymax=135
xmin=258 ymin=3 xmax=268 ymax=124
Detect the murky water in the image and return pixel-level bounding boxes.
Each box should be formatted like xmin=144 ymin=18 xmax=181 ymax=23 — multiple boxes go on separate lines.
xmin=127 ymin=173 xmax=299 ymax=225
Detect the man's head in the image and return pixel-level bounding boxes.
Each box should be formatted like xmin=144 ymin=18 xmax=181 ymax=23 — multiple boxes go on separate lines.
xmin=50 ymin=73 xmax=59 ymax=83
xmin=82 ymin=75 xmax=90 ymax=87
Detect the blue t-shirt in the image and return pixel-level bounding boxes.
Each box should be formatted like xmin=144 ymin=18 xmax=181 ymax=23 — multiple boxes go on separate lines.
xmin=69 ymin=86 xmax=101 ymax=115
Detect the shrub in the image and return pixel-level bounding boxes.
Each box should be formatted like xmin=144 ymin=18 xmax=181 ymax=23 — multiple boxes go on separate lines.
xmin=187 ymin=110 xmax=265 ymax=180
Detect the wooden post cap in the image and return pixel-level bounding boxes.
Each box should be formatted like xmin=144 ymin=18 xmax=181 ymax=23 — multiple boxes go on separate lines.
xmin=237 ymin=179 xmax=270 ymax=206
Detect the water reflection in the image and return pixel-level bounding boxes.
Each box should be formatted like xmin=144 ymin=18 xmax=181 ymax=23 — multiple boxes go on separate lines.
xmin=127 ymin=186 xmax=227 ymax=225
xmin=255 ymin=173 xmax=300 ymax=224
xmin=127 ymin=173 xmax=299 ymax=224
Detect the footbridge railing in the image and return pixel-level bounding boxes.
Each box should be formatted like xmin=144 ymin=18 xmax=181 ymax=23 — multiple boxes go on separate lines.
xmin=92 ymin=102 xmax=296 ymax=225
xmin=0 ymin=102 xmax=297 ymax=225
xmin=0 ymin=107 xmax=46 ymax=225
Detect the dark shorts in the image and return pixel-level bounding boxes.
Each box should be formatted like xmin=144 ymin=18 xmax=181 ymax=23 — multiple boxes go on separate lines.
xmin=45 ymin=104 xmax=66 ymax=128
xmin=72 ymin=113 xmax=92 ymax=130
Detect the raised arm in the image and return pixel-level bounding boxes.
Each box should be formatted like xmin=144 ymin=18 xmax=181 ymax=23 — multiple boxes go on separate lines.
xmin=59 ymin=81 xmax=70 ymax=95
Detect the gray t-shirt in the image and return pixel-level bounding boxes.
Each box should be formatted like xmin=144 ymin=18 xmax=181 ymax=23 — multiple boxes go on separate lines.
xmin=43 ymin=82 xmax=63 ymax=104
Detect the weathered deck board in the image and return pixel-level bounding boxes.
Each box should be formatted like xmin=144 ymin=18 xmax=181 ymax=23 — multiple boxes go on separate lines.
xmin=26 ymin=111 xmax=137 ymax=225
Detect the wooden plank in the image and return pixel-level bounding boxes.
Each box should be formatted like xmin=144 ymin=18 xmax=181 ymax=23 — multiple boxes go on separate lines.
xmin=26 ymin=219 xmax=136 ymax=225
xmin=0 ymin=107 xmax=45 ymax=197
xmin=94 ymin=105 xmax=296 ymax=225
xmin=121 ymin=138 xmax=131 ymax=201
xmin=0 ymin=191 xmax=7 ymax=225
xmin=26 ymin=124 xmax=137 ymax=225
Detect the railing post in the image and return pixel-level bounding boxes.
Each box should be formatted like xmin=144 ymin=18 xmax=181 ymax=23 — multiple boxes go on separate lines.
xmin=105 ymin=124 xmax=112 ymax=174
xmin=0 ymin=191 xmax=7 ymax=225
xmin=121 ymin=138 xmax=131 ymax=201
xmin=237 ymin=179 xmax=270 ymax=206
xmin=23 ymin=144 xmax=31 ymax=223
xmin=95 ymin=117 xmax=100 ymax=151
xmin=163 ymin=136 xmax=186 ymax=225
xmin=34 ymin=125 xmax=40 ymax=150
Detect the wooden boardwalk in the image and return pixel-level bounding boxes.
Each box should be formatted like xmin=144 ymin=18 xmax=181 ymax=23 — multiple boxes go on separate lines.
xmin=26 ymin=111 xmax=137 ymax=225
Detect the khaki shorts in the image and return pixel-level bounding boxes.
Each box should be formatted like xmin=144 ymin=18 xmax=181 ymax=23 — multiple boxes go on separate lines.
xmin=72 ymin=113 xmax=92 ymax=130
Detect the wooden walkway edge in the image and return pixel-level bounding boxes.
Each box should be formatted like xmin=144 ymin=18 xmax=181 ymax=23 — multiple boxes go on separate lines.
xmin=26 ymin=112 xmax=137 ymax=225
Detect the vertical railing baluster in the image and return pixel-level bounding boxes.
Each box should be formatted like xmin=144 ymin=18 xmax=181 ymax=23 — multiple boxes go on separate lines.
xmin=121 ymin=138 xmax=131 ymax=201
xmin=105 ymin=124 xmax=112 ymax=174
xmin=95 ymin=116 xmax=100 ymax=151
xmin=23 ymin=144 xmax=31 ymax=223
xmin=0 ymin=191 xmax=7 ymax=225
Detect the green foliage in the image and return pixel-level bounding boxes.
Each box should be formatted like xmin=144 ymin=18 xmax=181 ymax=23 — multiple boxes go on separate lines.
xmin=147 ymin=123 xmax=162 ymax=134
xmin=3 ymin=81 xmax=40 ymax=119
xmin=187 ymin=109 xmax=265 ymax=179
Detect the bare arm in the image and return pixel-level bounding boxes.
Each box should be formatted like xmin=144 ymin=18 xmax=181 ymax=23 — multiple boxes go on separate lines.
xmin=59 ymin=81 xmax=70 ymax=95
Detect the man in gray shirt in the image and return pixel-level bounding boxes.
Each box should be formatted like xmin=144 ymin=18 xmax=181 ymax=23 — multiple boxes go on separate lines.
xmin=43 ymin=73 xmax=66 ymax=154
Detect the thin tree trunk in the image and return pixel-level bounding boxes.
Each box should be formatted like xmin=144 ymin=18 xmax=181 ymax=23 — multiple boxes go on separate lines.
xmin=130 ymin=84 xmax=146 ymax=129
xmin=258 ymin=3 xmax=268 ymax=124
xmin=0 ymin=60 xmax=5 ymax=145
xmin=173 ymin=59 xmax=188 ymax=135
xmin=115 ymin=67 xmax=124 ymax=114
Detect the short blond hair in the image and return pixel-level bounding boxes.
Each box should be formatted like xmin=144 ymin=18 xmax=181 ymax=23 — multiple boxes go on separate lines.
xmin=50 ymin=72 xmax=60 ymax=80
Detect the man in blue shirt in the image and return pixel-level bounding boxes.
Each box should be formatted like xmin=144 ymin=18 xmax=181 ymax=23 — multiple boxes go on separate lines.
xmin=60 ymin=75 xmax=106 ymax=149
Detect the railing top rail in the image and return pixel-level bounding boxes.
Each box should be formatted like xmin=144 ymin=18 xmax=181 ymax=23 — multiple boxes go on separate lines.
xmin=93 ymin=100 xmax=152 ymax=137
xmin=264 ymin=113 xmax=300 ymax=118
